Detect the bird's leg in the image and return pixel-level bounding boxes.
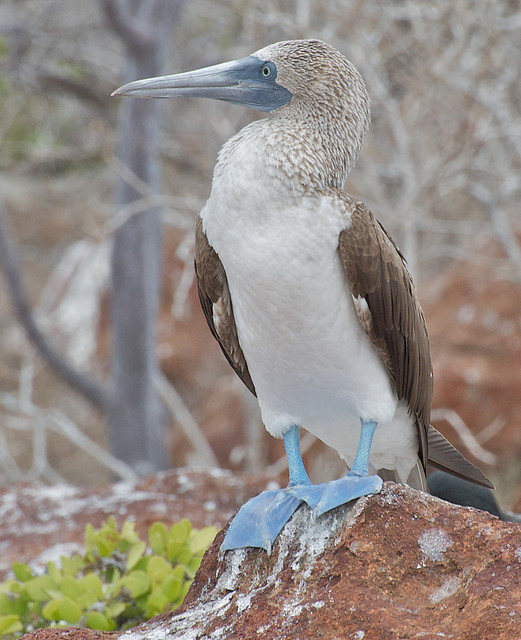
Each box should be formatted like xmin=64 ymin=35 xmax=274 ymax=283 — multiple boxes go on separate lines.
xmin=349 ymin=419 xmax=377 ymax=476
xmin=221 ymin=425 xmax=309 ymax=553
xmin=284 ymin=424 xmax=312 ymax=485
xmin=221 ymin=421 xmax=382 ymax=552
xmin=290 ymin=419 xmax=383 ymax=517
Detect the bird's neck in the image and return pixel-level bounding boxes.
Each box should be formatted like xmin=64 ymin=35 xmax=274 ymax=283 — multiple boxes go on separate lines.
xmin=213 ymin=112 xmax=358 ymax=197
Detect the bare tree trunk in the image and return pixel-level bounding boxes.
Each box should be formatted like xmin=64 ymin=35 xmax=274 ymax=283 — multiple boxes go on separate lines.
xmin=104 ymin=0 xmax=183 ymax=473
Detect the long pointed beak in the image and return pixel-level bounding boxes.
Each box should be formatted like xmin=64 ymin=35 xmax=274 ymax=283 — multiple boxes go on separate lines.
xmin=111 ymin=56 xmax=292 ymax=113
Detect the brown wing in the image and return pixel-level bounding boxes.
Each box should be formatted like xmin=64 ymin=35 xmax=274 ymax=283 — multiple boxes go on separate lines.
xmin=339 ymin=202 xmax=431 ymax=472
xmin=194 ymin=216 xmax=256 ymax=396
xmin=339 ymin=202 xmax=493 ymax=489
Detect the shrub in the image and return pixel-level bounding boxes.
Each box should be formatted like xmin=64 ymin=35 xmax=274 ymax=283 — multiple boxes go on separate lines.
xmin=0 ymin=516 xmax=217 ymax=637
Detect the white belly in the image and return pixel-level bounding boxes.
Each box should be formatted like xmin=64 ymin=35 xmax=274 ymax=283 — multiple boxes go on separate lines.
xmin=201 ymin=163 xmax=418 ymax=479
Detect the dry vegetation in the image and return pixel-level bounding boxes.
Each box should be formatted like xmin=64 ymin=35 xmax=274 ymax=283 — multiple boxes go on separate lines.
xmin=0 ymin=1 xmax=519 ymax=490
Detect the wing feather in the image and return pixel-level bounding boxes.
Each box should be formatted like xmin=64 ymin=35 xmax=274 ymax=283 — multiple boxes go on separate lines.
xmin=338 ymin=202 xmax=492 ymax=489
xmin=338 ymin=203 xmax=431 ymax=472
xmin=194 ymin=216 xmax=256 ymax=396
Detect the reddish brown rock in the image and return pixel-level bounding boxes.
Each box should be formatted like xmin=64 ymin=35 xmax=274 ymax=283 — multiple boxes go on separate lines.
xmin=137 ymin=483 xmax=521 ymax=640
xmin=23 ymin=482 xmax=521 ymax=640
xmin=14 ymin=480 xmax=521 ymax=639
xmin=22 ymin=630 xmax=118 ymax=640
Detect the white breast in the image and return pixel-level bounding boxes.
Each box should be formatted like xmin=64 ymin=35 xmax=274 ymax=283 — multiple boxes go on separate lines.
xmin=200 ymin=124 xmax=418 ymax=480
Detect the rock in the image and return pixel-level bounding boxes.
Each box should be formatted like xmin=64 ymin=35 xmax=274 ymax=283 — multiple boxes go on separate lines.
xmin=21 ymin=482 xmax=521 ymax=639
xmin=21 ymin=630 xmax=117 ymax=640
xmin=131 ymin=483 xmax=521 ymax=639
xmin=0 ymin=468 xmax=275 ymax=580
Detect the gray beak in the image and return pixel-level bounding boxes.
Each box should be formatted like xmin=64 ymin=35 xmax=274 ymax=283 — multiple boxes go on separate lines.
xmin=112 ymin=56 xmax=292 ymax=113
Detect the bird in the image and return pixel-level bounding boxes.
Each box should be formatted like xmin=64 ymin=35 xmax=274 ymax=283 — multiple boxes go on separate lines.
xmin=112 ymin=39 xmax=493 ymax=552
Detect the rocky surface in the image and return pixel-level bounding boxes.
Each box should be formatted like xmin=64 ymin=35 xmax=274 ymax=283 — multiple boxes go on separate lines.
xmin=20 ymin=482 xmax=521 ymax=640
xmin=0 ymin=468 xmax=276 ymax=580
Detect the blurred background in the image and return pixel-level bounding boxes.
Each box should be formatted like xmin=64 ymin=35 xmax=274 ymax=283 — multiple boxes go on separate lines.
xmin=0 ymin=0 xmax=519 ymax=508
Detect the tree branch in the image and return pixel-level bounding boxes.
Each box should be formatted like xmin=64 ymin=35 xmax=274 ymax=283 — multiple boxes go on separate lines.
xmin=0 ymin=200 xmax=109 ymax=410
xmin=102 ymin=0 xmax=157 ymax=53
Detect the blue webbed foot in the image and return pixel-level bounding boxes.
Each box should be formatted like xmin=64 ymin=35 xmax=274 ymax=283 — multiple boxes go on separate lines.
xmin=221 ymin=425 xmax=312 ymax=552
xmin=289 ymin=472 xmax=383 ymax=517
xmin=221 ymin=420 xmax=383 ymax=552
xmin=221 ymin=487 xmax=304 ymax=552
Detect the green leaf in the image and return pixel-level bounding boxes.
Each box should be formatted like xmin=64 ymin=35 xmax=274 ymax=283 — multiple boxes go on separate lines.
xmin=23 ymin=575 xmax=58 ymax=602
xmin=85 ymin=610 xmax=116 ymax=631
xmin=41 ymin=599 xmax=62 ymax=622
xmin=106 ymin=600 xmax=126 ymax=619
xmin=84 ymin=523 xmax=96 ymax=552
xmin=46 ymin=561 xmax=61 ymax=584
xmin=180 ymin=580 xmax=192 ymax=602
xmin=43 ymin=595 xmax=84 ymax=624
xmin=60 ymin=575 xmax=83 ymax=600
xmin=96 ymin=530 xmax=120 ymax=557
xmin=191 ymin=555 xmax=204 ymax=572
xmin=179 ymin=564 xmax=196 ymax=580
xmin=60 ymin=554 xmax=84 ymax=576
xmin=85 ymin=518 xmax=121 ymax=558
xmin=121 ymin=520 xmax=140 ymax=545
xmin=58 ymin=597 xmax=82 ymax=624
xmin=165 ymin=539 xmax=184 ymax=563
xmin=79 ymin=574 xmax=103 ymax=599
xmin=0 ymin=593 xmax=16 ymax=616
xmin=0 ymin=590 xmax=27 ymax=619
xmin=0 ymin=517 xmax=216 ymax=636
xmin=0 ymin=579 xmax=21 ymax=596
xmin=0 ymin=614 xmax=23 ymax=635
xmin=44 ymin=597 xmax=83 ymax=623
xmin=131 ymin=557 xmax=149 ymax=573
xmin=160 ymin=571 xmax=183 ymax=603
xmin=175 ymin=548 xmax=193 ymax=567
xmin=12 ymin=563 xmax=33 ymax=583
xmin=189 ymin=527 xmax=218 ymax=554
xmin=170 ymin=519 xmax=191 ymax=544
xmin=77 ymin=590 xmax=98 ymax=611
xmin=126 ymin=541 xmax=147 ymax=572
xmin=145 ymin=588 xmax=168 ymax=618
xmin=117 ymin=571 xmax=150 ymax=599
xmin=148 ymin=522 xmax=168 ymax=555
xmin=146 ymin=556 xmax=170 ymax=587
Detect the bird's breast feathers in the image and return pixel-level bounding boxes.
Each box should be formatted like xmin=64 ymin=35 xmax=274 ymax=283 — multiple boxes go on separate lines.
xmin=200 ymin=188 xmax=400 ymax=432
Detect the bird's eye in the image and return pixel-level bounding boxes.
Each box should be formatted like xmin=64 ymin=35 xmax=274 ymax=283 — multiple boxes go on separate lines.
xmin=261 ymin=63 xmax=273 ymax=78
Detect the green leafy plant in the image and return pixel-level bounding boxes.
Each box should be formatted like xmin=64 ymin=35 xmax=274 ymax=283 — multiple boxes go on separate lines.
xmin=0 ymin=517 xmax=217 ymax=638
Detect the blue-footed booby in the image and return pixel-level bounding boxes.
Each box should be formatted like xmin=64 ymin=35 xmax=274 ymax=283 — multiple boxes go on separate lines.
xmin=113 ymin=39 xmax=492 ymax=552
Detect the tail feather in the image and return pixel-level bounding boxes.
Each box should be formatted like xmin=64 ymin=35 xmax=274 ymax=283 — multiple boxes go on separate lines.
xmin=427 ymin=425 xmax=494 ymax=489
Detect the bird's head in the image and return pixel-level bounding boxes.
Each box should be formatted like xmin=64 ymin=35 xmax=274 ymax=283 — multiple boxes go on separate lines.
xmin=113 ymin=39 xmax=370 ymax=184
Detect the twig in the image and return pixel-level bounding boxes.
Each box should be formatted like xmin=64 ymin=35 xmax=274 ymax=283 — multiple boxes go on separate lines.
xmin=102 ymin=0 xmax=156 ymax=53
xmin=171 ymin=232 xmax=195 ymax=320
xmin=154 ymin=371 xmax=219 ymax=467
xmin=0 ymin=200 xmax=109 ymax=410
xmin=47 ymin=408 xmax=137 ymax=481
